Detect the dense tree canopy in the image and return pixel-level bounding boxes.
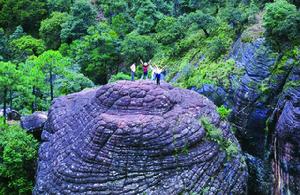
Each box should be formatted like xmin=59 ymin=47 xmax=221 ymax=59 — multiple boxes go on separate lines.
xmin=264 ymin=0 xmax=300 ymax=49
xmin=187 ymin=10 xmax=217 ymax=37
xmin=68 ymin=23 xmax=121 ymax=84
xmin=10 ymin=35 xmax=46 ymax=62
xmin=47 ymin=0 xmax=73 ymax=12
xmin=0 ymin=28 xmax=9 ymax=61
xmin=121 ymin=31 xmax=157 ymax=65
xmin=0 ymin=62 xmax=21 ymax=123
xmin=0 ymin=0 xmax=47 ymax=34
xmin=61 ymin=0 xmax=97 ymax=43
xmin=40 ymin=12 xmax=70 ymax=49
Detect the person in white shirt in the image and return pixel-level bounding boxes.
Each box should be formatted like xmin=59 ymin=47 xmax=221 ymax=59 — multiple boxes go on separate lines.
xmin=130 ymin=63 xmax=136 ymax=81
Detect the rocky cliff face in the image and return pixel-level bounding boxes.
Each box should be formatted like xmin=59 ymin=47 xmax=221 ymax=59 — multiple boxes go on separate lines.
xmin=229 ymin=39 xmax=300 ymax=194
xmin=186 ymin=35 xmax=299 ymax=194
xmin=270 ymin=64 xmax=300 ymax=194
xmin=34 ymin=81 xmax=247 ymax=194
xmin=229 ymin=38 xmax=278 ymax=157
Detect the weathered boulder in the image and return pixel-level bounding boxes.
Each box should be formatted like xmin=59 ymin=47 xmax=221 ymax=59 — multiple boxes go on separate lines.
xmin=0 ymin=108 xmax=21 ymax=121
xmin=34 ymin=81 xmax=247 ymax=194
xmin=21 ymin=111 xmax=48 ymax=140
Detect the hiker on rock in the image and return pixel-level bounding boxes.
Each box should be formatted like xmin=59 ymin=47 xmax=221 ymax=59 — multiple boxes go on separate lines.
xmin=154 ymin=65 xmax=164 ymax=85
xmin=140 ymin=60 xmax=151 ymax=80
xmin=130 ymin=63 xmax=136 ymax=81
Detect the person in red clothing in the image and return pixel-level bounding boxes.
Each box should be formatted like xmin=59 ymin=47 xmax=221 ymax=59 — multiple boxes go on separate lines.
xmin=140 ymin=59 xmax=151 ymax=80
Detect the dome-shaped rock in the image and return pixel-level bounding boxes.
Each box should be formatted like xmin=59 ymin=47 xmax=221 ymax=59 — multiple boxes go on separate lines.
xmin=34 ymin=81 xmax=248 ymax=194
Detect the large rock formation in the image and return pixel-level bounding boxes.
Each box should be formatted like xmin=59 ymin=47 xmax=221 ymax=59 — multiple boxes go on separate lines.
xmin=34 ymin=81 xmax=247 ymax=194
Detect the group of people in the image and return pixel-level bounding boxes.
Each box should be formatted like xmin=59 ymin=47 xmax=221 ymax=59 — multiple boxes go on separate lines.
xmin=130 ymin=60 xmax=166 ymax=85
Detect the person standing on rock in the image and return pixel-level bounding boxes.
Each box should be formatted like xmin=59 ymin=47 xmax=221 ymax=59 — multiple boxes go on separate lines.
xmin=140 ymin=59 xmax=151 ymax=80
xmin=130 ymin=63 xmax=136 ymax=81
xmin=154 ymin=65 xmax=164 ymax=85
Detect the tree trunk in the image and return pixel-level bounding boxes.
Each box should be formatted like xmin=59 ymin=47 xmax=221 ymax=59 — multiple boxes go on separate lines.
xmin=9 ymin=89 xmax=13 ymax=110
xmin=203 ymin=29 xmax=209 ymax=37
xmin=173 ymin=0 xmax=179 ymax=16
xmin=3 ymin=87 xmax=7 ymax=124
xmin=50 ymin=66 xmax=54 ymax=101
xmin=215 ymin=5 xmax=219 ymax=14
xmin=32 ymin=86 xmax=37 ymax=113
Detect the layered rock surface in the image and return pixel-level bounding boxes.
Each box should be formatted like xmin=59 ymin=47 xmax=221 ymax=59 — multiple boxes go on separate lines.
xmin=34 ymin=81 xmax=247 ymax=194
xmin=270 ymin=65 xmax=300 ymax=194
xmin=230 ymin=38 xmax=300 ymax=194
xmin=229 ymin=38 xmax=277 ymax=157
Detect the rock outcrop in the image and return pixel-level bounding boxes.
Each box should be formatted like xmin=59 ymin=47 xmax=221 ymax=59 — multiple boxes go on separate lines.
xmin=34 ymin=81 xmax=247 ymax=194
xmin=21 ymin=111 xmax=48 ymax=140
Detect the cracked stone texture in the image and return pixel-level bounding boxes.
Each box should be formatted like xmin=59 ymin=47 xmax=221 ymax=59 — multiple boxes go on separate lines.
xmin=229 ymin=38 xmax=278 ymax=157
xmin=34 ymin=81 xmax=248 ymax=194
xmin=271 ymin=65 xmax=300 ymax=194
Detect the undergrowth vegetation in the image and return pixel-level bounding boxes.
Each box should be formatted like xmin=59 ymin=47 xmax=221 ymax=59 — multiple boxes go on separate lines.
xmin=217 ymin=105 xmax=232 ymax=120
xmin=200 ymin=117 xmax=239 ymax=160
xmin=0 ymin=124 xmax=38 ymax=194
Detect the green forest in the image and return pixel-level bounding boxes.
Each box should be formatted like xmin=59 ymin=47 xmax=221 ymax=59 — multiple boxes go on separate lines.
xmin=1 ymin=0 xmax=300 ymax=194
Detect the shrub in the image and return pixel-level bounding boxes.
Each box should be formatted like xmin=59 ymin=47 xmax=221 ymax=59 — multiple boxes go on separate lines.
xmin=217 ymin=105 xmax=232 ymax=120
xmin=186 ymin=59 xmax=244 ymax=90
xmin=0 ymin=125 xmax=39 ymax=194
xmin=224 ymin=140 xmax=239 ymax=158
xmin=200 ymin=117 xmax=223 ymax=145
xmin=263 ymin=0 xmax=300 ymax=49
xmin=109 ymin=72 xmax=131 ymax=83
xmin=200 ymin=117 xmax=238 ymax=160
xmin=205 ymin=36 xmax=228 ymax=60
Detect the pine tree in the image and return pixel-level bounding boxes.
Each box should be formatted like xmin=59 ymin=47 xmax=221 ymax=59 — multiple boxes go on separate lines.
xmin=0 ymin=62 xmax=20 ymax=123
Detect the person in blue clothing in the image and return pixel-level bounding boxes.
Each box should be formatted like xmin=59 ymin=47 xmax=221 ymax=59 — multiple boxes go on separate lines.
xmin=153 ymin=65 xmax=164 ymax=85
